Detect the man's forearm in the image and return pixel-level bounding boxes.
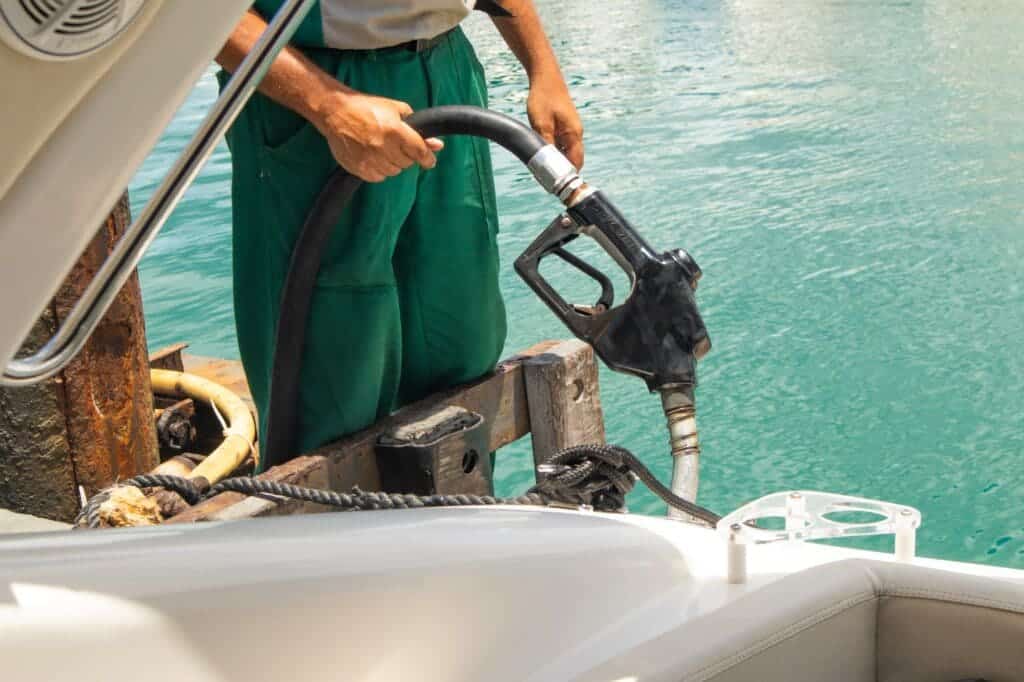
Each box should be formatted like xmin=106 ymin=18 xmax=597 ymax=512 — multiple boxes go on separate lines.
xmin=491 ymin=1 xmax=584 ymax=166
xmin=490 ymin=0 xmax=565 ymax=84
xmin=216 ymin=10 xmax=348 ymax=127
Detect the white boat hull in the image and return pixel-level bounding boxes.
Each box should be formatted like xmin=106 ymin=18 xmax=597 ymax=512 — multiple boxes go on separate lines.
xmin=1 ymin=508 xmax=1021 ymax=680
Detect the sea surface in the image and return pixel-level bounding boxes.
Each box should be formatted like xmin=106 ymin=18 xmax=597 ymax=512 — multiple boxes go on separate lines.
xmin=130 ymin=1 xmax=1024 ymax=566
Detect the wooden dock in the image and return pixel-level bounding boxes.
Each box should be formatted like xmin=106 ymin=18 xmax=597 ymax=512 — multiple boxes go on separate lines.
xmin=154 ymin=339 xmax=606 ymax=523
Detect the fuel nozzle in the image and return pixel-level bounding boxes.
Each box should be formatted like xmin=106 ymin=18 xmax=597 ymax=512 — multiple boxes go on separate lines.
xmin=514 ymin=187 xmax=712 ymax=521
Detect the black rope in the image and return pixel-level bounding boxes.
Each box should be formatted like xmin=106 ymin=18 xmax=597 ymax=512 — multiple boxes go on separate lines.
xmin=74 ymin=474 xmax=205 ymax=527
xmin=529 ymin=444 xmax=721 ymax=525
xmin=129 ymin=474 xmax=206 ymax=505
xmin=75 ymin=445 xmax=721 ymax=528
xmin=213 ymin=478 xmax=546 ymax=510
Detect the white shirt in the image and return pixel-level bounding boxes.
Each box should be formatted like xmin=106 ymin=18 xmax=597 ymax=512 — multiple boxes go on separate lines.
xmin=320 ymin=0 xmax=477 ymax=50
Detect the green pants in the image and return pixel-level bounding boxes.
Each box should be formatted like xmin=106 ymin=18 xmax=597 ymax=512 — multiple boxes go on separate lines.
xmin=222 ymin=28 xmax=506 ymax=462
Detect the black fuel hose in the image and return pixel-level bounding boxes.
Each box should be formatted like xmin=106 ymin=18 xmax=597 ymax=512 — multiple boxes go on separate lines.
xmin=401 ymin=105 xmax=546 ymax=164
xmin=262 ymin=106 xmax=547 ymax=469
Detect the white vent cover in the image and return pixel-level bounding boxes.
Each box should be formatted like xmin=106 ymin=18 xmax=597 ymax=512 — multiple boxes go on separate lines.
xmin=0 ymin=0 xmax=148 ymax=60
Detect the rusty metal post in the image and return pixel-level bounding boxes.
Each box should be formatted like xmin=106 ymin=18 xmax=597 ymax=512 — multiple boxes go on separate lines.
xmin=0 ymin=193 xmax=158 ymax=522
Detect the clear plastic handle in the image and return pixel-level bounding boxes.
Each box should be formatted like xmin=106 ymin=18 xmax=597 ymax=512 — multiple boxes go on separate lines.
xmin=716 ymin=491 xmax=921 ymax=583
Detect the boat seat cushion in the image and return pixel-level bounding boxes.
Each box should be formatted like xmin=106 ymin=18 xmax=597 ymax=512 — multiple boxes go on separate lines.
xmin=876 ymin=577 xmax=1024 ymax=682
xmin=590 ymin=558 xmax=1024 ymax=681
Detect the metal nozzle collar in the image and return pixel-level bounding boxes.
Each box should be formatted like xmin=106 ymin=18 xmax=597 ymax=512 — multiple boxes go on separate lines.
xmin=527 ymin=145 xmax=581 ymax=201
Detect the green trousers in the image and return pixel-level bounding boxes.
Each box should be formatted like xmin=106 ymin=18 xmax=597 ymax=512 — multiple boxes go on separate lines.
xmin=222 ymin=28 xmax=507 ymax=462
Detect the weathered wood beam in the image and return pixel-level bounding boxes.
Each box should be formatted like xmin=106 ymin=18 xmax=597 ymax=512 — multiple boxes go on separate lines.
xmin=171 ymin=340 xmax=563 ymax=522
xmin=167 ymin=454 xmax=330 ymax=522
xmin=149 ymin=343 xmax=188 ymax=372
xmin=523 ymin=339 xmax=606 ymax=469
xmin=315 ymin=340 xmax=558 ymax=493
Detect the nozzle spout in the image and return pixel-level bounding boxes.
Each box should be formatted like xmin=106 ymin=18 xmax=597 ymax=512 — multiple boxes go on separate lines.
xmin=660 ymin=388 xmax=701 ymax=521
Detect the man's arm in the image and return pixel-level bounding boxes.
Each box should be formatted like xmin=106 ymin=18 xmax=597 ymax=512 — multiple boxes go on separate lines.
xmin=491 ymin=1 xmax=584 ymax=168
xmin=216 ymin=11 xmax=441 ymax=183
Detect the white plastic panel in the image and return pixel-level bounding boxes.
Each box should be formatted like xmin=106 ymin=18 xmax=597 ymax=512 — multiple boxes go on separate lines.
xmin=0 ymin=0 xmax=251 ymax=366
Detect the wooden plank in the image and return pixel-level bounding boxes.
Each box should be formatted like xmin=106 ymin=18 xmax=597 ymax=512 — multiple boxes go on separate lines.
xmin=153 ymin=397 xmax=195 ymax=417
xmin=167 ymin=455 xmax=330 ymax=523
xmin=149 ymin=343 xmax=188 ymax=372
xmin=200 ymin=455 xmax=331 ymax=521
xmin=171 ymin=340 xmax=564 ymax=522
xmin=523 ymin=339 xmax=606 ymax=469
xmin=314 ymin=339 xmax=559 ymax=494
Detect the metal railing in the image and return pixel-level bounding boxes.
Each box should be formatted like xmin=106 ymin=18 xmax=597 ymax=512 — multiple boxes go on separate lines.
xmin=1 ymin=0 xmax=317 ymax=386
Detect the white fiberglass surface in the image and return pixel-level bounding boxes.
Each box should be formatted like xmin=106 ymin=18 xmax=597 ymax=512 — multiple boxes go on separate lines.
xmin=1 ymin=507 xmax=1022 ymax=681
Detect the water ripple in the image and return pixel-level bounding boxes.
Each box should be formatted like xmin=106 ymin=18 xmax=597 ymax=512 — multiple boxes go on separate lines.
xmin=130 ymin=0 xmax=1024 ymax=568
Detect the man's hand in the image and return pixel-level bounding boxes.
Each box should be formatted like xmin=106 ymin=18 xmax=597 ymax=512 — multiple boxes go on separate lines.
xmin=216 ymin=11 xmax=441 ymax=184
xmin=527 ymin=76 xmax=584 ymax=169
xmin=312 ymin=92 xmax=444 ymax=183
xmin=491 ymin=0 xmax=585 ymax=169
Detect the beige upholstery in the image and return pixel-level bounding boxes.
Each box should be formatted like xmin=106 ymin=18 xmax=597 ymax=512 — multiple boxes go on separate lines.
xmin=586 ymin=559 xmax=1024 ymax=682
xmin=877 ymin=587 xmax=1024 ymax=681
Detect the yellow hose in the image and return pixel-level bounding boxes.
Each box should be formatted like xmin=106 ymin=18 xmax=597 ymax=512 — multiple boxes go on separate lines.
xmin=150 ymin=368 xmax=257 ymax=484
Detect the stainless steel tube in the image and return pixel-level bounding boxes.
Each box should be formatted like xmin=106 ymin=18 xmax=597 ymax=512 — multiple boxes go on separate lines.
xmin=661 ymin=388 xmax=701 ymax=521
xmin=2 ymin=0 xmax=318 ymax=386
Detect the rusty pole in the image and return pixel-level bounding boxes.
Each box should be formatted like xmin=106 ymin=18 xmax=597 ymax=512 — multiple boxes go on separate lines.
xmin=0 ymin=193 xmax=159 ymax=522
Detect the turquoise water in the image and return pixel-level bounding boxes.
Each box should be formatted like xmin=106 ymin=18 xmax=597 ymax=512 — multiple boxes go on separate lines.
xmin=131 ymin=1 xmax=1024 ymax=567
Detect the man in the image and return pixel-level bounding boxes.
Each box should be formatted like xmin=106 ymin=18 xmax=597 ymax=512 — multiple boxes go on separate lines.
xmin=215 ymin=1 xmax=583 ymax=463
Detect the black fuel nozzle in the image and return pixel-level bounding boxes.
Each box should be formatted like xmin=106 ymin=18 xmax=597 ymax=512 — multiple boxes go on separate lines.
xmin=514 ymin=190 xmax=711 ymax=393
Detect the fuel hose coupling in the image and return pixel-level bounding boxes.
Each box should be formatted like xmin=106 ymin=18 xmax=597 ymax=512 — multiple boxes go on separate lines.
xmin=660 ymin=388 xmax=702 ymax=521
xmin=527 ymin=145 xmax=585 ymax=204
